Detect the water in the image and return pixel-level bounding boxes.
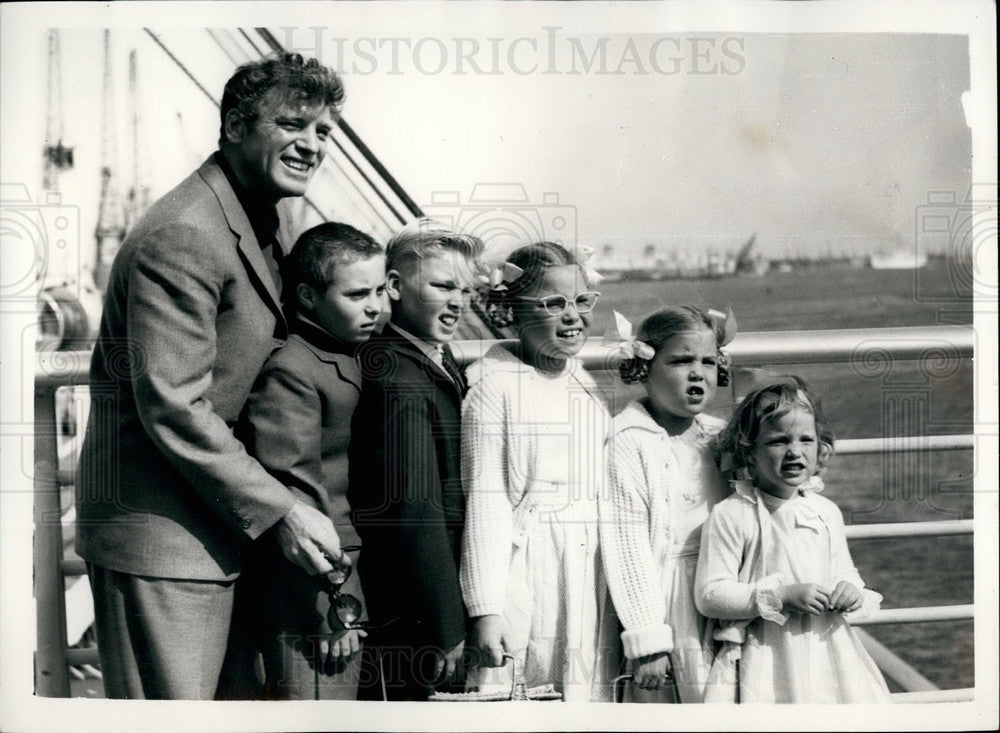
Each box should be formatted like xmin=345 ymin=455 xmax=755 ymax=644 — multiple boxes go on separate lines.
xmin=595 ymin=258 xmax=975 ymax=690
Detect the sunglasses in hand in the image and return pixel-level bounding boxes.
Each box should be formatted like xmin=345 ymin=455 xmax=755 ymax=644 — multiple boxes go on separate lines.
xmin=318 ymin=546 xmax=395 ymax=632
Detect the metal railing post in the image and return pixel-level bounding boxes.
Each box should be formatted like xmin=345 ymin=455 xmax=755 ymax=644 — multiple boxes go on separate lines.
xmin=34 ymin=381 xmax=71 ymax=697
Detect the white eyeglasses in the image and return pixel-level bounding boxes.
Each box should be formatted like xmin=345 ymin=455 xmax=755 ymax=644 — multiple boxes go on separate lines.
xmin=514 ymin=291 xmax=602 ymax=316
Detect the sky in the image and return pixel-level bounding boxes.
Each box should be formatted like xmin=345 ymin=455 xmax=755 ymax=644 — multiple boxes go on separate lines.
xmin=0 ymin=4 xmax=976 ymax=294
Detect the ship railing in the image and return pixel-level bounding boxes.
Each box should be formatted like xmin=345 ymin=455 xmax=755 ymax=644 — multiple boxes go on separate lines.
xmin=34 ymin=324 xmax=977 ymax=700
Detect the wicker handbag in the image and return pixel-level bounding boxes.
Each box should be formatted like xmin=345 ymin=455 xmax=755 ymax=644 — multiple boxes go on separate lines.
xmin=428 ymin=654 xmax=563 ymax=702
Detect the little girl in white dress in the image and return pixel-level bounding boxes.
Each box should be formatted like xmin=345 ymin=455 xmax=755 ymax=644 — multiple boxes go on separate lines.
xmin=695 ymin=377 xmax=891 ymax=703
xmin=459 ymin=241 xmax=618 ymax=702
xmin=601 ymin=306 xmax=735 ymax=703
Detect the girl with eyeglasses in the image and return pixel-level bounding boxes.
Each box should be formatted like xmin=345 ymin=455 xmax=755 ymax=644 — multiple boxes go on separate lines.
xmin=458 ymin=241 xmax=619 ymax=702
xmin=601 ymin=306 xmax=735 ymax=702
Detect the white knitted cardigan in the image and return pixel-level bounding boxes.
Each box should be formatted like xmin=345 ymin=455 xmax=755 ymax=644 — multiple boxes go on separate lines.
xmin=459 ymin=343 xmax=611 ymax=618
xmin=601 ymin=400 xmax=726 ymax=660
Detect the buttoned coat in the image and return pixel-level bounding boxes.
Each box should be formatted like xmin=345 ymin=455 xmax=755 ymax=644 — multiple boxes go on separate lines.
xmin=237 ymin=318 xmax=364 ymax=633
xmin=348 ymin=323 xmax=467 ymax=653
xmin=76 ymin=155 xmax=296 ymax=581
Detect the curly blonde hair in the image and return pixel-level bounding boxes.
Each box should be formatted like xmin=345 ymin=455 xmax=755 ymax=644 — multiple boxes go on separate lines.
xmin=718 ymin=376 xmax=835 ymax=475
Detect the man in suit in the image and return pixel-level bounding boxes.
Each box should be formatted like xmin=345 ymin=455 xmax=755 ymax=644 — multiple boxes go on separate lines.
xmin=75 ymin=53 xmax=349 ymax=699
xmin=349 ymin=219 xmax=483 ymax=701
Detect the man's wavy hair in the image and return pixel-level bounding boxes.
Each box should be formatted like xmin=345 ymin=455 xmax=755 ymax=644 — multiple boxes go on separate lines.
xmin=718 ymin=375 xmax=836 ymax=476
xmin=618 ymin=305 xmax=731 ymax=387
xmin=484 ymin=241 xmax=590 ymax=330
xmin=219 ymin=53 xmax=345 ymax=146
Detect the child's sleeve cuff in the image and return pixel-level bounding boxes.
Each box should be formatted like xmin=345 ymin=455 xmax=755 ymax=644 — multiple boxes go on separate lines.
xmin=464 ymin=599 xmax=504 ymax=619
xmin=843 ymin=588 xmax=883 ymax=624
xmin=754 ymin=573 xmax=789 ymax=625
xmin=621 ymin=624 xmax=674 ymax=659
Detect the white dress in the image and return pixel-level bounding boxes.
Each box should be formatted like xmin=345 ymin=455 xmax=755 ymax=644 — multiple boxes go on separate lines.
xmin=602 ymin=401 xmax=729 ymax=702
xmin=459 ymin=344 xmax=619 ymax=702
xmin=695 ymin=477 xmax=891 ymax=703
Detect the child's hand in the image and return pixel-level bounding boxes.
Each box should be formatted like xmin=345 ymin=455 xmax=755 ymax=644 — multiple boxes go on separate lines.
xmin=434 ymin=639 xmax=466 ymax=684
xmin=472 ymin=614 xmax=509 ymax=668
xmin=633 ymin=651 xmax=673 ymax=691
xmin=329 ymin=628 xmax=367 ymax=660
xmin=779 ymin=583 xmax=830 ymax=615
xmin=828 ymin=580 xmax=863 ymax=613
xmin=318 ymin=628 xmax=367 ymax=675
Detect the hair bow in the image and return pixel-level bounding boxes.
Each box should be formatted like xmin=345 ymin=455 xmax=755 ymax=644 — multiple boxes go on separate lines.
xmin=577 ymin=245 xmax=605 ymax=286
xmin=489 ymin=261 xmax=525 ymax=290
xmin=611 ymin=311 xmax=656 ymax=361
xmin=706 ymin=307 xmax=738 ymax=347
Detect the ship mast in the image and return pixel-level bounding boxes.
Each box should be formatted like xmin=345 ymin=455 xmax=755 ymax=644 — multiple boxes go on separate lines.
xmin=94 ymin=29 xmax=126 ymax=292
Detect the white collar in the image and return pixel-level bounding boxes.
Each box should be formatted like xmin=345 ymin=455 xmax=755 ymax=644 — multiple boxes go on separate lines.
xmin=465 ymin=342 xmax=580 ymax=388
xmin=610 ymin=399 xmax=725 ymax=443
xmin=732 ymin=474 xmax=825 ymax=502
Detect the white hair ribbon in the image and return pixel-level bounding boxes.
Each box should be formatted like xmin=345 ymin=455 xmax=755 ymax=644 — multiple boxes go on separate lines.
xmin=489 ymin=261 xmax=526 ymax=290
xmin=707 ymin=307 xmax=738 ymax=347
xmin=576 ymin=245 xmax=605 ymax=286
xmin=611 ymin=310 xmax=656 ymax=361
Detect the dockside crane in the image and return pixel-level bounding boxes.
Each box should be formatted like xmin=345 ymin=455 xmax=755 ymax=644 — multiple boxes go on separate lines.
xmin=125 ymin=48 xmax=151 ymax=229
xmin=37 ymin=29 xmax=101 ymax=352
xmin=94 ymin=29 xmax=127 ymax=293
xmin=43 ymin=29 xmax=74 ymax=189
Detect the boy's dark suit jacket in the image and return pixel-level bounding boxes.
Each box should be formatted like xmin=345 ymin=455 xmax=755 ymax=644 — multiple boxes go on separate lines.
xmin=238 ymin=318 xmax=364 ymax=634
xmin=348 ymin=322 xmax=468 ymax=656
xmin=76 ymin=155 xmax=294 ymax=581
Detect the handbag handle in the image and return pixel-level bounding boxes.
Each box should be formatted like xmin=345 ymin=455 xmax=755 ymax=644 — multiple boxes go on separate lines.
xmin=612 ymin=651 xmax=680 ymax=702
xmin=502 ymin=653 xmax=527 ymax=700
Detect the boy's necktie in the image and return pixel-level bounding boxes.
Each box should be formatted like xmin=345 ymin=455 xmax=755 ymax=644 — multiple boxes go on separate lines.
xmin=438 ymin=344 xmax=467 ymax=396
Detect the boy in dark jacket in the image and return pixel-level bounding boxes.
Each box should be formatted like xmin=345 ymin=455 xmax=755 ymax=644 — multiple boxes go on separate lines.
xmin=349 ymin=218 xmax=484 ymax=700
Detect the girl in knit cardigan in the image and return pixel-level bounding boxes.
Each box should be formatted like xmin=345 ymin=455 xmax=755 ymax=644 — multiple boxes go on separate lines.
xmin=601 ymin=306 xmax=735 ymax=702
xmin=694 ymin=378 xmax=889 ymax=703
xmin=459 ymin=241 xmax=619 ymax=702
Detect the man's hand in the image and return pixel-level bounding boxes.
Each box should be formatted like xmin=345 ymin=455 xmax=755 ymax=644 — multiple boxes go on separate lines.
xmin=434 ymin=639 xmax=466 ymax=685
xmin=778 ymin=583 xmax=830 ymax=615
xmin=633 ymin=651 xmax=673 ymax=691
xmin=275 ymin=500 xmax=346 ymax=575
xmin=828 ymin=580 xmax=863 ymax=613
xmin=471 ymin=615 xmax=508 ymax=668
